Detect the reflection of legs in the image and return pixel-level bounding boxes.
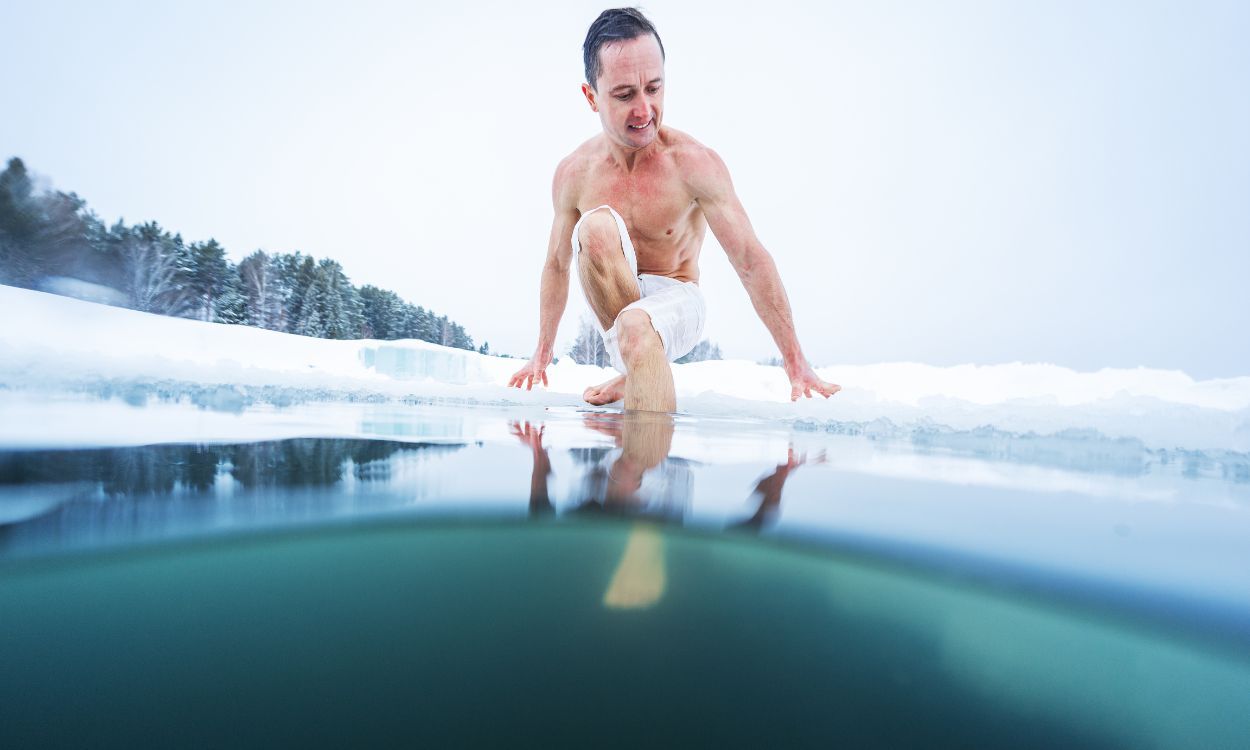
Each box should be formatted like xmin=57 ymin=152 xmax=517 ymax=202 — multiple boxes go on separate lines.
xmin=577 ymin=210 xmax=674 ymax=412
xmin=602 ymin=412 xmax=674 ymax=609
xmin=605 ymin=411 xmax=674 ymax=504
xmin=603 ymin=524 xmax=666 ymax=609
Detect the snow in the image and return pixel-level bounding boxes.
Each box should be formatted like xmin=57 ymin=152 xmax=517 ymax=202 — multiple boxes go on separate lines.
xmin=2 ymin=284 xmax=1248 ymax=451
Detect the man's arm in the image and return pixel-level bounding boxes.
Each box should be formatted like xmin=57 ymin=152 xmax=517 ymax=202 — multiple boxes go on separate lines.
xmin=686 ymin=147 xmax=840 ymax=400
xmin=509 ymin=160 xmax=580 ymax=390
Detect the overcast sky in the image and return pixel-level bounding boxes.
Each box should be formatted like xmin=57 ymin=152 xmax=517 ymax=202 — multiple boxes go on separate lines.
xmin=3 ymin=0 xmax=1247 ymax=377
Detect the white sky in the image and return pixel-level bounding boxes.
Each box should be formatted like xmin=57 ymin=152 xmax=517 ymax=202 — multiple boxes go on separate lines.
xmin=2 ymin=0 xmax=1247 ymax=377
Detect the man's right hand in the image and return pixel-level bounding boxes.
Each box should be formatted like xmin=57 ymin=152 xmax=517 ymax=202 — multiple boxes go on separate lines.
xmin=508 ymin=354 xmax=551 ymax=390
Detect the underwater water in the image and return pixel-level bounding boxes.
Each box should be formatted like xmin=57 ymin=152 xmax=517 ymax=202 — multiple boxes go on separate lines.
xmin=1 ymin=399 xmax=1249 ymax=748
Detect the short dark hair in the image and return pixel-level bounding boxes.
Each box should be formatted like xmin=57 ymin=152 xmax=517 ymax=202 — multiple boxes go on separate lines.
xmin=582 ymin=8 xmax=666 ymax=91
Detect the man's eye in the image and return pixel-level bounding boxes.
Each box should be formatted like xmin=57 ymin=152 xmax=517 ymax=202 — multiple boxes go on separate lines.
xmin=615 ymin=94 xmax=631 ymax=101
xmin=646 ymin=88 xmax=659 ymax=94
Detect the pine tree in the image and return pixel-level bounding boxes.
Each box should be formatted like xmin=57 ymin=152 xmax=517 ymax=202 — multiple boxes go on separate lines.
xmin=0 ymin=158 xmax=99 ymax=290
xmin=447 ymin=322 xmax=473 ymax=350
xmin=214 ymin=268 xmax=248 ymax=324
xmin=291 ymin=270 xmax=326 ymax=337
xmin=283 ymin=253 xmax=317 ymax=333
xmin=0 ymin=157 xmax=39 ymax=287
xmin=187 ymin=239 xmax=229 ymax=321
xmin=361 ymin=285 xmax=410 ymax=340
xmin=285 ymin=259 xmax=362 ymax=340
xmin=412 ymin=306 xmax=436 ymax=343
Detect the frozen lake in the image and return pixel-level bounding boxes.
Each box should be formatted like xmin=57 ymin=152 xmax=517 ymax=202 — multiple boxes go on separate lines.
xmin=2 ymin=396 xmax=1249 ymax=747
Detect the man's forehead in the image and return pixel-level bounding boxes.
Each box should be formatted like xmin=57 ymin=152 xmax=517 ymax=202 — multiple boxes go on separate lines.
xmin=598 ymin=35 xmax=664 ymax=88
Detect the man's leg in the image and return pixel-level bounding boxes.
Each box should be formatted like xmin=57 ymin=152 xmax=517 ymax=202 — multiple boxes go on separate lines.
xmin=616 ymin=309 xmax=675 ymax=412
xmin=577 ymin=210 xmax=640 ymax=329
xmin=577 ymin=209 xmax=675 ymax=411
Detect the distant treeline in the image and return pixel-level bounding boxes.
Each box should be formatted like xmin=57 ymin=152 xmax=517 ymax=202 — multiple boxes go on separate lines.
xmin=568 ymin=315 xmax=721 ymax=367
xmin=0 ymin=157 xmax=483 ymax=352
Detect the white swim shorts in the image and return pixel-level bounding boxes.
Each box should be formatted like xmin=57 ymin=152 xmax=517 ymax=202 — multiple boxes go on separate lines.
xmin=571 ymin=205 xmax=706 ymax=374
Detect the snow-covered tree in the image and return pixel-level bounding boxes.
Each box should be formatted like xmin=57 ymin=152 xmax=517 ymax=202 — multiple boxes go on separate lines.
xmin=568 ymin=315 xmax=610 ymax=367
xmin=238 ymin=250 xmax=285 ymax=331
xmin=117 ymin=222 xmax=194 ymax=316
xmin=1 ymin=157 xmax=485 ymax=348
xmin=675 ymin=339 xmax=723 ymax=364
xmin=187 ymin=239 xmax=229 ymax=321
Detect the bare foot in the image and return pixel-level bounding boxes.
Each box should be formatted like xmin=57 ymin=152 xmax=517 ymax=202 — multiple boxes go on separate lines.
xmin=603 ymin=525 xmax=667 ymax=609
xmin=583 ymin=374 xmax=627 ymax=406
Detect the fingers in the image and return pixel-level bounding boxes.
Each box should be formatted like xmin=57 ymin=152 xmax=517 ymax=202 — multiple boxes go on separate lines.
xmin=791 ymin=378 xmax=842 ymax=401
xmin=508 ymin=367 xmax=548 ymax=391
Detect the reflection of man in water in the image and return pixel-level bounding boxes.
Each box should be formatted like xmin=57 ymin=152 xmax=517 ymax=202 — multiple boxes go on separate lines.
xmin=573 ymin=412 xmax=692 ymax=517
xmin=507 ymin=8 xmax=840 ymax=412
xmin=512 ymin=413 xmax=679 ymax=608
xmin=511 ymin=414 xmax=690 ymax=519
xmin=731 ymin=447 xmax=825 ymax=532
xmin=510 ymin=413 xmax=819 ymax=609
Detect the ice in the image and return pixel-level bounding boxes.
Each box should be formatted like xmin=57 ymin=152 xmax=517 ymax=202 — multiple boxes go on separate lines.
xmin=2 ymin=284 xmax=1248 ymax=452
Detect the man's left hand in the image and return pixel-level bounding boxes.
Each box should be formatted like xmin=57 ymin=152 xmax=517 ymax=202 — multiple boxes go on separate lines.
xmin=786 ymin=361 xmax=841 ymax=401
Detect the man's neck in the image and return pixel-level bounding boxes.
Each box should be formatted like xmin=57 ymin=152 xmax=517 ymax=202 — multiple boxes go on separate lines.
xmin=603 ymin=132 xmax=661 ymax=173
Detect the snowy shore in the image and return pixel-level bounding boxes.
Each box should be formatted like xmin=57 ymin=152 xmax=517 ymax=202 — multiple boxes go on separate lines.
xmin=2 ymin=284 xmax=1248 ymax=451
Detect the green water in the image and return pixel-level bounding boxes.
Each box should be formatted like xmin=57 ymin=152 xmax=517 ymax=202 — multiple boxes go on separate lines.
xmin=2 ymin=521 xmax=1247 ymax=749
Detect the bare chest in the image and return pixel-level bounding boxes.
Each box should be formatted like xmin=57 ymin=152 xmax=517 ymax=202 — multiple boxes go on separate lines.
xmin=576 ymin=165 xmax=700 ymax=246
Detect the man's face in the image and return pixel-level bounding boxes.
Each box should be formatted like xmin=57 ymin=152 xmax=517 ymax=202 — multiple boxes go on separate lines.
xmin=582 ymin=34 xmax=665 ymax=150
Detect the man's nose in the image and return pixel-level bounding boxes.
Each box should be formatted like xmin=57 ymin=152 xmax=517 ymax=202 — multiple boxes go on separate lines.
xmin=632 ymin=95 xmax=652 ymax=119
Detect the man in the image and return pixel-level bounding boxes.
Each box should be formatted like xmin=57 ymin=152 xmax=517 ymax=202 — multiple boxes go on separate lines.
xmin=508 ymin=8 xmax=840 ymax=412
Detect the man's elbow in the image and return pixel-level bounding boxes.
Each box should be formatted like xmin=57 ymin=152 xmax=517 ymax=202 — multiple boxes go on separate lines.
xmin=733 ymin=246 xmax=773 ymax=281
xmin=544 ymin=255 xmax=572 ymax=277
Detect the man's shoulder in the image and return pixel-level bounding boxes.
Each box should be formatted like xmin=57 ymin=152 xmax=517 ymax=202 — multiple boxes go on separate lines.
xmin=555 ymin=135 xmax=602 ymax=178
xmin=549 ymin=137 xmax=601 ymax=209
xmin=660 ymin=127 xmax=730 ymax=196
xmin=657 ymin=127 xmax=714 ymax=160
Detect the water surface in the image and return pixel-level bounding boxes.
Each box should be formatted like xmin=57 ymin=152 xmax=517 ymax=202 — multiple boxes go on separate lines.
xmin=1 ymin=400 xmax=1248 ymax=748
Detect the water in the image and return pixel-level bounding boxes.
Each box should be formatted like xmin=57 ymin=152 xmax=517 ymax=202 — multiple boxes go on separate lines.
xmin=2 ymin=400 xmax=1249 ymax=748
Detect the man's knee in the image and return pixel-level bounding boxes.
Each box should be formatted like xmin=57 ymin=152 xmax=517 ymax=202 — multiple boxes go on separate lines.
xmin=577 ymin=209 xmax=623 ymax=265
xmin=616 ymin=309 xmax=662 ymax=364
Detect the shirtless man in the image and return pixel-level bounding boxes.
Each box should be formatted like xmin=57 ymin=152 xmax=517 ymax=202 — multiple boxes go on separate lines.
xmin=508 ymin=8 xmax=840 ymax=412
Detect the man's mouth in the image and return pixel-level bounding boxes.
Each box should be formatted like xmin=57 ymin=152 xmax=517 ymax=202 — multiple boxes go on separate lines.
xmin=628 ymin=118 xmax=653 ymax=131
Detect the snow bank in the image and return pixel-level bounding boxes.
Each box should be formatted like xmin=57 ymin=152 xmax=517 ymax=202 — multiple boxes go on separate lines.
xmin=2 ymin=285 xmax=1248 ymax=451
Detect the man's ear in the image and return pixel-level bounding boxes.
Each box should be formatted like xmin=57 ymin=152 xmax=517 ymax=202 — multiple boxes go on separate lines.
xmin=580 ymin=82 xmax=599 ymax=113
